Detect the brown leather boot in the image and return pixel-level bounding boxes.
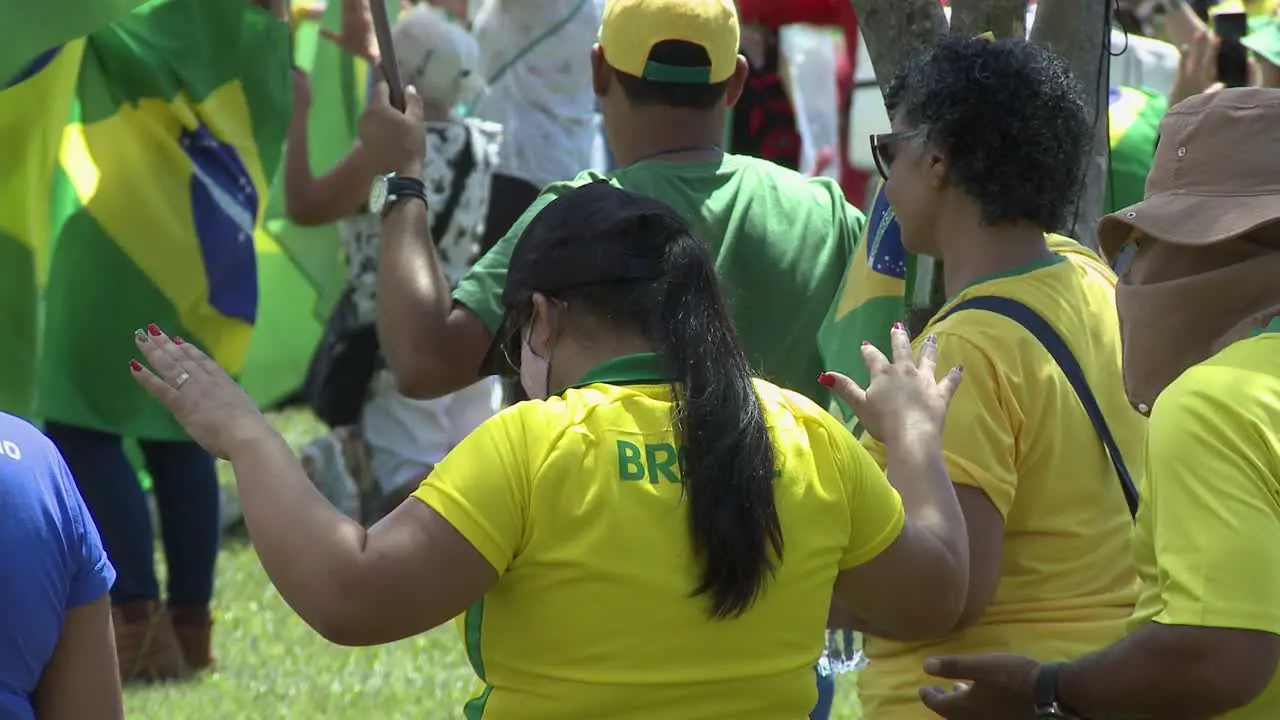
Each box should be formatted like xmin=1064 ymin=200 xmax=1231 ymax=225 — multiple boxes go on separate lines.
xmin=171 ymin=605 xmax=215 ymax=671
xmin=112 ymin=600 xmax=189 ymax=682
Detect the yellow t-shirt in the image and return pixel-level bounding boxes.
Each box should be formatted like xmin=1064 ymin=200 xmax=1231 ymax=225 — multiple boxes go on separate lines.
xmin=1129 ymin=319 xmax=1280 ymax=719
xmin=412 ymin=353 xmax=905 ymax=720
xmin=859 ymin=236 xmax=1146 ymax=719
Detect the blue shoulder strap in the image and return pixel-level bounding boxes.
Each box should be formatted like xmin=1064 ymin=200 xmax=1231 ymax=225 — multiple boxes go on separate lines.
xmin=936 ymin=296 xmax=1139 ymax=518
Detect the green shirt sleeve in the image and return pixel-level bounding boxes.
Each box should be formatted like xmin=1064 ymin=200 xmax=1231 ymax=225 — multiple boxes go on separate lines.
xmin=452 ymin=171 xmax=602 ymax=331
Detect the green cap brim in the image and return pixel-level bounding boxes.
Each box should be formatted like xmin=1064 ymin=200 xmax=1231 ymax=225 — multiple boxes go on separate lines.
xmin=641 ymin=60 xmax=712 ymax=84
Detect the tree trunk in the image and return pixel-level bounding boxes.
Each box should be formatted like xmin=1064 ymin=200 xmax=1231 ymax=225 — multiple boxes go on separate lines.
xmin=849 ymin=0 xmax=946 ymax=333
xmin=850 ymin=0 xmax=948 ymax=97
xmin=948 ymin=0 xmax=1027 ymax=38
xmin=850 ymin=0 xmax=1111 ymax=331
xmin=1030 ymin=0 xmax=1111 ymax=248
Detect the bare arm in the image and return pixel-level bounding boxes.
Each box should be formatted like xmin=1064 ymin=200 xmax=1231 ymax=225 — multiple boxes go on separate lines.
xmin=376 ymin=162 xmax=496 ymax=399
xmin=228 ymin=429 xmax=496 ymax=645
xmin=283 ymin=135 xmax=376 ymax=227
xmin=834 ymin=335 xmax=1013 ymax=639
xmin=1057 ymin=623 xmax=1280 ymax=719
xmin=131 ymin=330 xmax=503 ymax=648
xmin=1160 ymin=0 xmax=1209 ymax=49
xmin=32 ymin=595 xmax=124 ymax=720
xmin=356 ymin=80 xmax=498 ymax=400
xmin=829 ymin=486 xmax=998 ymax=637
xmin=949 ymin=486 xmax=1004 ymax=631
xmin=915 ymin=336 xmax=1013 ymax=634
xmin=824 ymin=332 xmax=971 ymax=640
xmin=831 ymin=484 xmax=1003 ymax=638
xmin=833 ymin=430 xmax=969 ymax=640
xmin=283 ymin=69 xmax=375 ymax=226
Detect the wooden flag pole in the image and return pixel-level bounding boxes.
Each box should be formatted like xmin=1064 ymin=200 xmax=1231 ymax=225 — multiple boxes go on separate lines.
xmin=369 ymin=0 xmax=405 ymax=110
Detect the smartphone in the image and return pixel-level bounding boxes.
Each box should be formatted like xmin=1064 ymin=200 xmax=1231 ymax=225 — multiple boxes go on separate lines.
xmin=1214 ymin=11 xmax=1251 ymax=87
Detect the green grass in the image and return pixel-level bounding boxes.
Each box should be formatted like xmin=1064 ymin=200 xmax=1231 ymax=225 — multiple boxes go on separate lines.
xmin=123 ymin=409 xmax=863 ymax=718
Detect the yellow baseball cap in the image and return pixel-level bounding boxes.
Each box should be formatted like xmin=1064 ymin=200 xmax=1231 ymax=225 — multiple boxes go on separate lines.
xmin=598 ymin=0 xmax=739 ymax=84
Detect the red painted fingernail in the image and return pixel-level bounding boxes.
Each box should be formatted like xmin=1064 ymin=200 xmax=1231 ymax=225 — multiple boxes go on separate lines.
xmin=173 ymin=337 xmax=185 ymax=345
xmin=818 ymin=372 xmax=836 ymax=388
xmin=861 ymin=340 xmax=870 ymax=347
xmin=892 ymin=322 xmax=905 ymax=331
xmin=129 ymin=360 xmax=143 ymax=372
xmin=147 ymin=323 xmax=161 ymax=337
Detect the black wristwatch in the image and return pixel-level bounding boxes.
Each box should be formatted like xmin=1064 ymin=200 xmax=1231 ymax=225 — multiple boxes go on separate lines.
xmin=1034 ymin=662 xmax=1081 ymax=719
xmin=368 ymin=173 xmax=427 ymax=216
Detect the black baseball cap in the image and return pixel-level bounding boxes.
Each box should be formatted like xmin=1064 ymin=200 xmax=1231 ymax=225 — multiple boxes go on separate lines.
xmin=481 ymin=180 xmax=690 ymax=376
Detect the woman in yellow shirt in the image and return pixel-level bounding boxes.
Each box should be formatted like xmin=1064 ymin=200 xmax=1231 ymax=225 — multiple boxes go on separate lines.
xmin=847 ymin=35 xmax=1146 ymax=719
xmin=128 ymin=181 xmax=970 ymax=719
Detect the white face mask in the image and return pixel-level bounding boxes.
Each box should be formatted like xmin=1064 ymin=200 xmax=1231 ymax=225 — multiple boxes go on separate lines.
xmin=519 ymin=326 xmax=551 ymax=400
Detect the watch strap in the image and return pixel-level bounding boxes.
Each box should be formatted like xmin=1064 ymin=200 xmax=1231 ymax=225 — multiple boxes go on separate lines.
xmin=1034 ymin=662 xmax=1082 ymax=718
xmin=1034 ymin=662 xmax=1062 ymax=707
xmin=383 ymin=175 xmax=427 ymax=215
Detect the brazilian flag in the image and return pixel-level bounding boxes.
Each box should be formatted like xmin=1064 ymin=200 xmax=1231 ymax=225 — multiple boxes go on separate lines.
xmin=0 ymin=1 xmax=149 ymax=84
xmin=38 ymin=0 xmax=294 ymax=440
xmin=1107 ymin=86 xmax=1167 ymax=215
xmin=816 ymin=182 xmax=911 ymax=424
xmin=0 ymin=45 xmax=87 ymax=416
xmin=255 ymin=0 xmax=383 ymax=355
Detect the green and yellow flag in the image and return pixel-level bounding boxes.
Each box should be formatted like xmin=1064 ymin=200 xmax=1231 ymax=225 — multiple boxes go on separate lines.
xmin=1107 ymin=86 xmax=1167 ymax=214
xmin=38 ymin=0 xmax=294 ymax=439
xmin=239 ymin=0 xmax=401 ymax=407
xmin=0 ymin=0 xmax=150 ymax=84
xmin=0 ymin=45 xmax=87 ymax=416
xmin=817 ymin=181 xmax=911 ymax=424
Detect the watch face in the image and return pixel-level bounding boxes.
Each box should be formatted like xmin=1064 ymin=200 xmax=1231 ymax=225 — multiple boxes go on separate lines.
xmin=368 ymin=174 xmax=391 ymax=215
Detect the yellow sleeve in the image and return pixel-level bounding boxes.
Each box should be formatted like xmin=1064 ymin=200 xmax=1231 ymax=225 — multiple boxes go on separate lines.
xmin=412 ymin=405 xmax=534 ymax=575
xmin=1147 ymin=373 xmax=1280 ymax=634
xmin=819 ymin=412 xmax=906 ymax=570
xmin=863 ymin=334 xmax=1019 ymax=516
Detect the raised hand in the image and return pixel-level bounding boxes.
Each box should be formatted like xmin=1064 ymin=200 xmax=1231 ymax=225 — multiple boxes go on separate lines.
xmin=358 ymin=80 xmax=426 ymax=175
xmin=128 ymin=324 xmax=274 ymax=460
xmin=1170 ymin=29 xmax=1222 ymax=106
xmin=821 ymin=324 xmax=962 ymax=446
xmin=319 ymin=0 xmax=380 ymax=63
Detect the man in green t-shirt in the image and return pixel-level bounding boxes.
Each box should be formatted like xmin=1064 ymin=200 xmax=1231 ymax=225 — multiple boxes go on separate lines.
xmin=356 ymin=0 xmax=864 ymax=406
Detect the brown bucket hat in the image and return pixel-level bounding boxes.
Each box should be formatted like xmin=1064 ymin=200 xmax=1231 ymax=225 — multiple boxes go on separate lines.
xmin=1098 ymin=87 xmax=1280 ymax=258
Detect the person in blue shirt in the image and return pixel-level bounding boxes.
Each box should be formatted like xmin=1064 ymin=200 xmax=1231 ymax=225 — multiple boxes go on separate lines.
xmin=0 ymin=412 xmax=123 ymax=719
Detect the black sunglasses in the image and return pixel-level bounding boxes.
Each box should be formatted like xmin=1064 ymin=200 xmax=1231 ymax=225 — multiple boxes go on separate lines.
xmin=870 ymin=130 xmax=920 ymax=181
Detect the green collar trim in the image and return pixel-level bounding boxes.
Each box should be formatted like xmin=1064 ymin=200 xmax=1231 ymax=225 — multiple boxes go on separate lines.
xmin=1251 ymin=315 xmax=1280 ymax=338
xmin=950 ymin=253 xmax=1065 ymax=300
xmin=561 ymin=353 xmax=669 ymax=392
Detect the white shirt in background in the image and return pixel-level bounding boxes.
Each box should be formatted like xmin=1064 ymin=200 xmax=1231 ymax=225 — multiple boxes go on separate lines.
xmin=468 ymin=0 xmax=605 ymax=188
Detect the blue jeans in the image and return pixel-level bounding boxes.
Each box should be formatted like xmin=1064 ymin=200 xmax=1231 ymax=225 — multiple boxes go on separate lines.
xmin=811 ymin=664 xmax=835 ymax=720
xmin=45 ymin=422 xmax=220 ymax=607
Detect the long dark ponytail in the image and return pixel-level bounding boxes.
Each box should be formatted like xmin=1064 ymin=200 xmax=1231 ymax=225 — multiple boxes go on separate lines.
xmin=549 ymin=219 xmax=782 ymax=619
xmin=655 ymin=233 xmax=782 ymax=619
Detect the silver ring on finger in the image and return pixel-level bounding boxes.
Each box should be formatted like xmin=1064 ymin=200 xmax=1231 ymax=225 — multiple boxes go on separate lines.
xmin=173 ymin=371 xmax=192 ymax=391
